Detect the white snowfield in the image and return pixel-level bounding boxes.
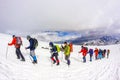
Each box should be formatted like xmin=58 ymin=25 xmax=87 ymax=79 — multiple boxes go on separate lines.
xmin=0 ymin=33 xmax=120 ymax=80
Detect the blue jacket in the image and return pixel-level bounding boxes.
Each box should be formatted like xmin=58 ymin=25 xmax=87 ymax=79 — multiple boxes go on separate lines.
xmin=50 ymin=45 xmax=57 ymax=54
xmin=89 ymin=49 xmax=93 ymax=55
xmin=26 ymin=38 xmax=35 ymax=50
xmin=98 ymin=49 xmax=103 ymax=55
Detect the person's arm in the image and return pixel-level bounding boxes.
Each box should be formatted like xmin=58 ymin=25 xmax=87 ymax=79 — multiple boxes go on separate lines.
xmin=8 ymin=38 xmax=16 ymax=46
xmin=26 ymin=40 xmax=33 ymax=49
xmin=79 ymin=48 xmax=83 ymax=53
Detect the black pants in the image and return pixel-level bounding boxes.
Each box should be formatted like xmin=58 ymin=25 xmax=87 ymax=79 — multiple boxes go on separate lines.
xmin=16 ymin=48 xmax=25 ymax=60
xmin=51 ymin=53 xmax=59 ymax=61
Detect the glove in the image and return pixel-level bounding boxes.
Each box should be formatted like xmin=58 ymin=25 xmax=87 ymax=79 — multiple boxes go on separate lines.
xmin=50 ymin=50 xmax=52 ymax=53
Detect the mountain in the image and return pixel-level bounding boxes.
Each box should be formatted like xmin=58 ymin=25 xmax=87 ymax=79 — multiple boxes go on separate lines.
xmin=6 ymin=30 xmax=120 ymax=45
xmin=31 ymin=31 xmax=81 ymax=42
xmin=31 ymin=31 xmax=120 ymax=45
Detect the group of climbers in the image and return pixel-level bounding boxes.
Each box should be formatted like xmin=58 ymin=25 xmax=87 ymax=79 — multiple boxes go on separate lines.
xmin=79 ymin=46 xmax=110 ymax=63
xmin=49 ymin=42 xmax=73 ymax=66
xmin=8 ymin=35 xmax=110 ymax=66
xmin=8 ymin=35 xmax=38 ymax=64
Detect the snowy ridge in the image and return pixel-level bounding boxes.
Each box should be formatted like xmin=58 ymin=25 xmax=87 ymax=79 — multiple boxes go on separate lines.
xmin=31 ymin=31 xmax=81 ymax=42
xmin=29 ymin=31 xmax=120 ymax=45
xmin=0 ymin=33 xmax=120 ymax=80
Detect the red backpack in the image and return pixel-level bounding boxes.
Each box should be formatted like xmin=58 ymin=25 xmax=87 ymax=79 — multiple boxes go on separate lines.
xmin=16 ymin=37 xmax=22 ymax=45
xmin=69 ymin=43 xmax=73 ymax=52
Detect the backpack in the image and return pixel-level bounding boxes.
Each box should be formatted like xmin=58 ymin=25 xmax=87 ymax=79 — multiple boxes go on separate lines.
xmin=33 ymin=38 xmax=38 ymax=49
xmin=69 ymin=43 xmax=73 ymax=52
xmin=89 ymin=49 xmax=93 ymax=54
xmin=85 ymin=47 xmax=88 ymax=52
xmin=16 ymin=37 xmax=22 ymax=45
xmin=55 ymin=45 xmax=60 ymax=53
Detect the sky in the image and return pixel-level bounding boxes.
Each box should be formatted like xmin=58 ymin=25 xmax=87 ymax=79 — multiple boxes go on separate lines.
xmin=0 ymin=0 xmax=120 ymax=33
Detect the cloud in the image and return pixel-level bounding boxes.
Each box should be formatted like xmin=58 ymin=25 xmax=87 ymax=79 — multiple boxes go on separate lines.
xmin=0 ymin=0 xmax=120 ymax=33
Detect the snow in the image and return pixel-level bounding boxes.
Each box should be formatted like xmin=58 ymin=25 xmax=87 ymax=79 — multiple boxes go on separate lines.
xmin=0 ymin=33 xmax=120 ymax=80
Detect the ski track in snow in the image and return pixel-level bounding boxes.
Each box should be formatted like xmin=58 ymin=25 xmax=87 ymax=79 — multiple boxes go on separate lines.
xmin=0 ymin=33 xmax=120 ymax=80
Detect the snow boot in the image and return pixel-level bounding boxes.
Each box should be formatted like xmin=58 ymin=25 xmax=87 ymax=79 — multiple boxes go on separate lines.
xmin=34 ymin=60 xmax=37 ymax=64
xmin=56 ymin=62 xmax=60 ymax=65
xmin=53 ymin=60 xmax=56 ymax=64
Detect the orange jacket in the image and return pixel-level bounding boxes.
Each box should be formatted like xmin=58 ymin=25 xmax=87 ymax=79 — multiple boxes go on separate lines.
xmin=8 ymin=37 xmax=20 ymax=48
xmin=80 ymin=47 xmax=87 ymax=57
xmin=94 ymin=49 xmax=98 ymax=56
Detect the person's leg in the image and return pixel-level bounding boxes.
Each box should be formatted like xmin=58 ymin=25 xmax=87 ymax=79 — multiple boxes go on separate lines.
xmin=16 ymin=48 xmax=20 ymax=59
xmin=66 ymin=55 xmax=70 ymax=65
xmin=51 ymin=53 xmax=56 ymax=64
xmin=17 ymin=48 xmax=25 ymax=61
xmin=107 ymin=53 xmax=109 ymax=58
xmin=95 ymin=55 xmax=97 ymax=60
xmin=84 ymin=56 xmax=86 ymax=62
xmin=83 ymin=56 xmax=86 ymax=63
xmin=90 ymin=55 xmax=92 ymax=61
xmin=100 ymin=54 xmax=102 ymax=59
xmin=30 ymin=50 xmax=37 ymax=63
xmin=55 ymin=53 xmax=60 ymax=65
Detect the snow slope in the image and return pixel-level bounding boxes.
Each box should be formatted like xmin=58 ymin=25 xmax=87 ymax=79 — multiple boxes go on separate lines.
xmin=0 ymin=33 xmax=120 ymax=80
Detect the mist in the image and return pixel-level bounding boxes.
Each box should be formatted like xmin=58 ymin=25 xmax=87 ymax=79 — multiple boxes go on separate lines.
xmin=0 ymin=0 xmax=120 ymax=33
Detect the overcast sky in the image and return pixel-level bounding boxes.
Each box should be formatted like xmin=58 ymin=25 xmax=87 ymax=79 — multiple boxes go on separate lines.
xmin=0 ymin=0 xmax=120 ymax=33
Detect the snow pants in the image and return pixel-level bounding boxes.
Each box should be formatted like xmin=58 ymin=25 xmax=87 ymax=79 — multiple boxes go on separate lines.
xmin=83 ymin=56 xmax=86 ymax=63
xmin=30 ymin=50 xmax=37 ymax=62
xmin=90 ymin=54 xmax=93 ymax=62
xmin=98 ymin=53 xmax=102 ymax=59
xmin=51 ymin=53 xmax=59 ymax=64
xmin=16 ymin=48 xmax=25 ymax=60
xmin=65 ymin=54 xmax=70 ymax=65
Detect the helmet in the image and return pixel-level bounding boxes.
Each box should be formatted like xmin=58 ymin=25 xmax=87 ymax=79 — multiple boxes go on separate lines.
xmin=27 ymin=35 xmax=31 ymax=40
xmin=49 ymin=42 xmax=53 ymax=47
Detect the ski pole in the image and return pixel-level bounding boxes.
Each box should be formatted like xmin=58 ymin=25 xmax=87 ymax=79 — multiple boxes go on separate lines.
xmin=26 ymin=49 xmax=32 ymax=61
xmin=6 ymin=45 xmax=8 ymax=59
xmin=61 ymin=52 xmax=64 ymax=61
xmin=29 ymin=55 xmax=33 ymax=62
xmin=50 ymin=52 xmax=53 ymax=67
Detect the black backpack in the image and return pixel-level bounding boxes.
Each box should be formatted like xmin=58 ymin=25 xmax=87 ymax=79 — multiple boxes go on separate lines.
xmin=33 ymin=38 xmax=38 ymax=49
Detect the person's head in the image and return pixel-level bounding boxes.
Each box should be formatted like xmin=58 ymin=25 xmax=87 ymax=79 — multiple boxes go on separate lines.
xmin=12 ymin=35 xmax=15 ymax=38
xmin=64 ymin=42 xmax=67 ymax=46
xmin=49 ymin=42 xmax=54 ymax=47
xmin=81 ymin=45 xmax=84 ymax=48
xmin=27 ymin=35 xmax=31 ymax=40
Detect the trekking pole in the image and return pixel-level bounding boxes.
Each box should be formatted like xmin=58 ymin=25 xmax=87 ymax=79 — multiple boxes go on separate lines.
xmin=61 ymin=52 xmax=64 ymax=61
xmin=50 ymin=52 xmax=53 ymax=67
xmin=6 ymin=45 xmax=8 ymax=59
xmin=26 ymin=49 xmax=33 ymax=62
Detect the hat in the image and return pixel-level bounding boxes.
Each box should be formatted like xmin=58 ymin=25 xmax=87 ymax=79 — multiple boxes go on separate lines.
xmin=12 ymin=35 xmax=15 ymax=38
xmin=27 ymin=35 xmax=31 ymax=40
xmin=49 ymin=42 xmax=54 ymax=47
xmin=64 ymin=42 xmax=67 ymax=44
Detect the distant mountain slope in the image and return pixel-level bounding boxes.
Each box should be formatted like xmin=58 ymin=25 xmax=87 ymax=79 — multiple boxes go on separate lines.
xmin=32 ymin=31 xmax=120 ymax=45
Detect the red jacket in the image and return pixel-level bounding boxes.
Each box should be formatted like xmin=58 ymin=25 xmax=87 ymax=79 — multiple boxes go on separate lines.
xmin=80 ymin=47 xmax=87 ymax=57
xmin=94 ymin=49 xmax=98 ymax=56
xmin=8 ymin=37 xmax=20 ymax=48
